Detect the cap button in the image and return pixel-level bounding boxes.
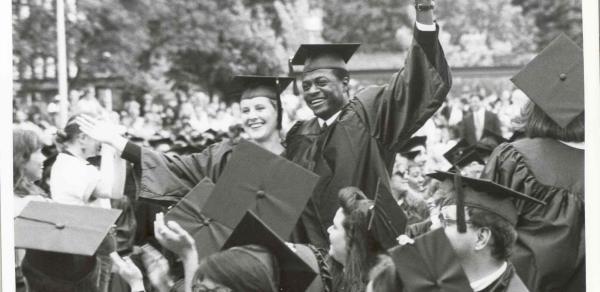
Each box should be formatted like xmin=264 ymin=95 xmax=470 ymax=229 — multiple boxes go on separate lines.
xmin=55 ymin=223 xmax=65 ymax=229
xmin=559 ymin=73 xmax=567 ymax=81
xmin=256 ymin=190 xmax=266 ymax=199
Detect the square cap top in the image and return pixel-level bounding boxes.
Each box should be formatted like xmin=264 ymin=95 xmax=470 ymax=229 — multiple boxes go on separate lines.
xmin=229 ymin=75 xmax=295 ymax=102
xmin=291 ymin=43 xmax=360 ymax=72
xmin=222 ymin=211 xmax=317 ymax=292
xmin=511 ymin=34 xmax=583 ymax=128
xmin=202 ymin=139 xmax=319 ymax=239
xmin=14 ymin=201 xmax=122 ymax=256
xmin=427 ymin=171 xmax=545 ymax=225
xmin=446 ymin=147 xmax=486 ymax=171
xmin=390 ymin=228 xmax=472 ymax=292
xmin=443 ymin=139 xmax=470 ymax=165
xmin=148 ymin=137 xmax=174 ymax=148
xmin=368 ymin=180 xmax=408 ymax=250
xmin=400 ymin=135 xmax=428 ymax=153
xmin=400 ymin=150 xmax=421 ymax=161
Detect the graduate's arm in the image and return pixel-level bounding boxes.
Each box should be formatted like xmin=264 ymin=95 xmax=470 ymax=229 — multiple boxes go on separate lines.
xmin=366 ymin=0 xmax=451 ymax=151
xmin=91 ymin=145 xmax=124 ymax=199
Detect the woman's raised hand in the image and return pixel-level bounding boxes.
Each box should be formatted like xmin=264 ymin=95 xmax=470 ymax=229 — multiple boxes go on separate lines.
xmin=75 ymin=114 xmax=121 ymax=146
xmin=154 ymin=212 xmax=196 ymax=259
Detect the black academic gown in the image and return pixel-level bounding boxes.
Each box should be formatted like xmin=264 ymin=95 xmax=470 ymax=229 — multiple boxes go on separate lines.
xmin=121 ymin=139 xmax=237 ymax=203
xmin=480 ymin=262 xmax=529 ymax=292
xmin=284 ymin=26 xmax=451 ymax=247
xmin=481 ymin=138 xmax=585 ymax=292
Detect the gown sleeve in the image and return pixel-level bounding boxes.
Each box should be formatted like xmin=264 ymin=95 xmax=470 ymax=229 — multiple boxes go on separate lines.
xmin=120 ymin=140 xmax=234 ymax=202
xmin=356 ymin=25 xmax=452 ymax=152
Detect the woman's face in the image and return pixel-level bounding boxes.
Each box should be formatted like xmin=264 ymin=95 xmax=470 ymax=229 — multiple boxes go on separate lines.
xmin=327 ymin=208 xmax=348 ymax=265
xmin=21 ymin=148 xmax=45 ymax=182
xmin=406 ymin=166 xmax=425 ymax=192
xmin=240 ymin=97 xmax=278 ymax=142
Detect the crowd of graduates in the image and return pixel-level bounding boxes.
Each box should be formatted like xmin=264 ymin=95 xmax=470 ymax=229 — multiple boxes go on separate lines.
xmin=11 ymin=2 xmax=585 ymax=292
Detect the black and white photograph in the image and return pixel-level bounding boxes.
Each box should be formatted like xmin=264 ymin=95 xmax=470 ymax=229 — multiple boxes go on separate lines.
xmin=1 ymin=0 xmax=599 ymax=291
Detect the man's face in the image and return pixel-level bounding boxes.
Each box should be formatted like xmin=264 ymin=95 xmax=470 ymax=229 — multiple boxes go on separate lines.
xmin=440 ymin=205 xmax=479 ymax=260
xmin=301 ymin=69 xmax=348 ymax=120
xmin=469 ymin=95 xmax=482 ymax=112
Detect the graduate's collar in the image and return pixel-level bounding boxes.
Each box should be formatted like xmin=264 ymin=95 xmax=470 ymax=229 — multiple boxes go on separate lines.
xmin=317 ymin=111 xmax=341 ymax=128
xmin=470 ymin=261 xmax=507 ymax=291
xmin=558 ymin=140 xmax=585 ymax=150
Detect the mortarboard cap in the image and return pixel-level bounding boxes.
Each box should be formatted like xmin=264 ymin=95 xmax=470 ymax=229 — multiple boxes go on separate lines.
xmin=229 ymin=75 xmax=294 ymax=102
xmin=148 ymin=137 xmax=174 ymax=148
xmin=446 ymin=148 xmax=486 ymax=172
xmin=15 ymin=201 xmax=122 ymax=256
xmin=202 ymin=139 xmax=319 ymax=240
xmin=390 ymin=228 xmax=473 ymax=292
xmin=400 ymin=150 xmax=421 ymax=161
xmin=443 ymin=139 xmax=470 ymax=165
xmin=222 ymin=211 xmax=317 ymax=292
xmin=128 ymin=135 xmax=145 ymax=144
xmin=291 ymin=43 xmax=360 ymax=73
xmin=367 ymin=180 xmax=408 ymax=250
xmin=511 ymin=34 xmax=584 ymax=128
xmin=228 ymin=75 xmax=294 ymax=129
xmin=399 ymin=135 xmax=428 ymax=153
xmin=164 ymin=178 xmax=232 ymax=259
xmin=427 ymin=171 xmax=545 ymax=226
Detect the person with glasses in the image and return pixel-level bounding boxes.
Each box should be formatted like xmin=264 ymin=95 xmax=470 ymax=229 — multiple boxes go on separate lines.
xmin=424 ymin=171 xmax=545 ymax=292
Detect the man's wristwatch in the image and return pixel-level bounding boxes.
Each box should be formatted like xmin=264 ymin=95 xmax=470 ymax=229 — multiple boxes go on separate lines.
xmin=415 ymin=1 xmax=435 ymax=11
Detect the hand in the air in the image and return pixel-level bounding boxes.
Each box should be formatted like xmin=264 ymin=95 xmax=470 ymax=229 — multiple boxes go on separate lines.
xmin=154 ymin=212 xmax=196 ymax=258
xmin=110 ymin=252 xmax=144 ymax=290
xmin=75 ymin=114 xmax=121 ymax=145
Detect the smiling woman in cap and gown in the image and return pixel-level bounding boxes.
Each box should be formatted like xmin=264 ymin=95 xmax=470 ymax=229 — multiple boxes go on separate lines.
xmin=284 ymin=0 xmax=451 ymax=248
xmin=480 ymin=34 xmax=585 ymax=292
xmin=75 ymin=76 xmax=294 ymax=205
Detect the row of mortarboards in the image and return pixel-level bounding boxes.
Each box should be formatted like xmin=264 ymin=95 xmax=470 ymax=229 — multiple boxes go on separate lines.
xmin=14 ymin=33 xmax=583 ymax=291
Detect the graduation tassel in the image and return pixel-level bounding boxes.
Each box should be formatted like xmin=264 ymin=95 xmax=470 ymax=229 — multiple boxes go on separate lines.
xmin=453 ymin=165 xmax=467 ymax=233
xmin=275 ymin=78 xmax=283 ymax=130
xmin=288 ymin=58 xmax=299 ymax=96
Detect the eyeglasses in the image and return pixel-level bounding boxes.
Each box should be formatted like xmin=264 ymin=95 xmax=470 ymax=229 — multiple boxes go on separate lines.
xmin=438 ymin=212 xmax=472 ymax=228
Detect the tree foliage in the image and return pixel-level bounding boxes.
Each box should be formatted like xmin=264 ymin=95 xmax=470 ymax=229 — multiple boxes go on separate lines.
xmin=12 ymin=0 xmax=303 ymax=100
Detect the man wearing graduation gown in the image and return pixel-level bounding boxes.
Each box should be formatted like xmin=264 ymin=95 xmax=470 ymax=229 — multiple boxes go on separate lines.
xmin=285 ymin=0 xmax=451 ymax=247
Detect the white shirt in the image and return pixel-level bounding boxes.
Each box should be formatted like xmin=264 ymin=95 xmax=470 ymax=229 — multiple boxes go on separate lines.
xmin=473 ymin=108 xmax=486 ymax=140
xmin=470 ymin=261 xmax=508 ymax=291
xmin=318 ymin=111 xmax=342 ymax=129
xmin=50 ymin=153 xmax=111 ymax=208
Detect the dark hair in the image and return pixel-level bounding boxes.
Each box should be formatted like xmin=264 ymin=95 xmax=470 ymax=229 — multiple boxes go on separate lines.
xmin=440 ymin=197 xmax=517 ymax=261
xmin=331 ymin=187 xmax=383 ymax=292
xmin=193 ymin=245 xmax=278 ymax=292
xmin=516 ymin=101 xmax=584 ymax=142
xmin=13 ymin=129 xmax=43 ymax=184
xmin=368 ymin=255 xmax=401 ymax=292
xmin=467 ymin=207 xmax=517 ymax=261
xmin=55 ymin=115 xmax=83 ymax=144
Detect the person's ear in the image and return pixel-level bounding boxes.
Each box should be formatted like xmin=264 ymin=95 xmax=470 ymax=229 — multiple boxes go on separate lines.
xmin=474 ymin=227 xmax=492 ymax=251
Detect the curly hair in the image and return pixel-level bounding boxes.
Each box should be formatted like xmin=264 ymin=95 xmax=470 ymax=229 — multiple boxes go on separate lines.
xmin=13 ymin=129 xmax=43 ymax=184
xmin=331 ymin=187 xmax=384 ymax=292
